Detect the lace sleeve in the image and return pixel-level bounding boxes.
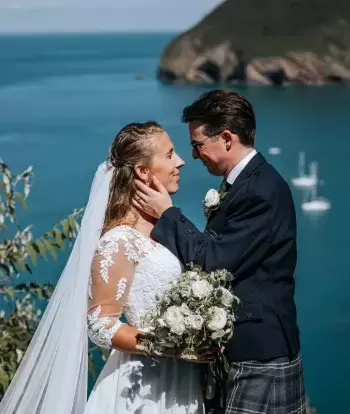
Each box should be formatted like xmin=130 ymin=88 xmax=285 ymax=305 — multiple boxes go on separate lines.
xmin=87 ymin=231 xmax=139 ymax=350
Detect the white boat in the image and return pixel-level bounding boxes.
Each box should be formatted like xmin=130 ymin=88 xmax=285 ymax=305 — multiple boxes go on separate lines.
xmin=268 ymin=147 xmax=282 ymax=155
xmin=291 ymin=152 xmax=318 ymax=187
xmin=301 ymin=199 xmax=331 ymax=212
xmin=301 ymin=182 xmax=331 ymax=212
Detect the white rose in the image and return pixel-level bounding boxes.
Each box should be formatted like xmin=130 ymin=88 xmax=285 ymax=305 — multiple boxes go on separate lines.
xmin=218 ymin=287 xmax=234 ymax=307
xmin=180 ymin=303 xmax=192 ymax=316
xmin=204 ymin=189 xmax=221 ymax=208
xmin=187 ymin=314 xmax=204 ymax=330
xmin=180 ymin=285 xmax=192 ymax=298
xmin=164 ymin=306 xmax=186 ymax=336
xmin=187 ymin=271 xmax=199 ymax=279
xmin=191 ymin=280 xmax=214 ymax=299
xmin=211 ymin=329 xmax=226 ymax=340
xmin=207 ymin=306 xmax=227 ymax=331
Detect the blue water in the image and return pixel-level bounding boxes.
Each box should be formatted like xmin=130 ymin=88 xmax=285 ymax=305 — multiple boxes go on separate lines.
xmin=1 ymin=33 xmax=349 ymax=413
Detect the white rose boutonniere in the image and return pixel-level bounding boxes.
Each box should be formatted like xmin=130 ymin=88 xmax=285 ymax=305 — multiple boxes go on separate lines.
xmin=203 ymin=189 xmax=227 ymax=219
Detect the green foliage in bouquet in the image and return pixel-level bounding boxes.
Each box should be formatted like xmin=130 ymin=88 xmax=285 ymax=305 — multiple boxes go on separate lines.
xmin=139 ymin=264 xmax=240 ymax=366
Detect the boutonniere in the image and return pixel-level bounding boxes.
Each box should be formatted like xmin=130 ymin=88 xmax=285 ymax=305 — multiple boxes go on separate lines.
xmin=203 ymin=189 xmax=227 ymax=219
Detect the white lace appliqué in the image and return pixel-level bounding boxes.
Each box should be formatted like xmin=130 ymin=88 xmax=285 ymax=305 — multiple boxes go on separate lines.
xmin=87 ymin=306 xmax=123 ymax=349
xmin=88 ymin=273 xmax=92 ymax=299
xmin=116 ymin=277 xmax=127 ymax=301
xmin=97 ymin=239 xmax=119 ymax=284
xmin=87 ymin=226 xmax=182 ymax=348
xmin=95 ymin=226 xmax=156 ymax=284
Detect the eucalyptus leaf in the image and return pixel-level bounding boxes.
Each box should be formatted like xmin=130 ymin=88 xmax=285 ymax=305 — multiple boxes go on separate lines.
xmin=43 ymin=239 xmax=57 ymax=261
xmin=35 ymin=240 xmax=47 ymax=260
xmin=26 ymin=244 xmax=37 ymax=266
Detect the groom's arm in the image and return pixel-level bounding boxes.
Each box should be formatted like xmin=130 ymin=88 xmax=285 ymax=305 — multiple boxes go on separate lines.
xmin=151 ymin=193 xmax=272 ymax=275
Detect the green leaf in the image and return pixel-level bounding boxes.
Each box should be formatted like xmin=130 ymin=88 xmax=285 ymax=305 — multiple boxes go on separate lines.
xmin=61 ymin=219 xmax=70 ymax=237
xmin=68 ymin=216 xmax=77 ymax=232
xmin=37 ymin=288 xmax=43 ymax=301
xmin=16 ymin=258 xmax=26 ymax=271
xmin=4 ymin=288 xmax=14 ymax=300
xmin=22 ymin=165 xmax=33 ymax=176
xmin=35 ymin=239 xmax=47 ymax=260
xmin=14 ymin=192 xmax=28 ymax=210
xmin=0 ymin=264 xmax=10 ymax=278
xmin=25 ymin=263 xmax=32 ymax=274
xmin=26 ymin=244 xmax=37 ymax=266
xmin=0 ymin=366 xmax=10 ymax=390
xmin=54 ymin=229 xmax=64 ymax=250
xmin=43 ymin=239 xmax=57 ymax=260
xmin=32 ymin=243 xmax=40 ymax=254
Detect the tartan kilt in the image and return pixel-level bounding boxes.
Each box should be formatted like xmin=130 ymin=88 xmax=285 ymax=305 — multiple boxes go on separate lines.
xmin=225 ymin=353 xmax=306 ymax=414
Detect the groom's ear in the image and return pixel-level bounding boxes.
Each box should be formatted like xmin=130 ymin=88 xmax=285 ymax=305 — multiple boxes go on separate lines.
xmin=222 ymin=130 xmax=233 ymax=151
xmin=222 ymin=130 xmax=239 ymax=151
xmin=134 ymin=164 xmax=150 ymax=182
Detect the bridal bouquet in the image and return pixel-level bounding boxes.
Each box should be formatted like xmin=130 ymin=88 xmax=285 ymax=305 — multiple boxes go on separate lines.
xmin=138 ymin=264 xmax=240 ymax=364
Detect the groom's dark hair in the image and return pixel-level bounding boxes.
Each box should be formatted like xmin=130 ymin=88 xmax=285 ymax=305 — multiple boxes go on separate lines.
xmin=182 ymin=89 xmax=256 ymax=147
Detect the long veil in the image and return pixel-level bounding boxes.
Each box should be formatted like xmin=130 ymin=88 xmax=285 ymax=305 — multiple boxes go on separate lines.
xmin=0 ymin=161 xmax=113 ymax=414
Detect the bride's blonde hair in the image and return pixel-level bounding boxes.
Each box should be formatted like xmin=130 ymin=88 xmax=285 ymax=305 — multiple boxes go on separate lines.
xmin=102 ymin=121 xmax=164 ymax=234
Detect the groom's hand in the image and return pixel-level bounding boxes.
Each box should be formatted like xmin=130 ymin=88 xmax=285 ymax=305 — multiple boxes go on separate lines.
xmin=133 ymin=176 xmax=173 ymax=219
xmin=180 ymin=345 xmax=217 ymax=364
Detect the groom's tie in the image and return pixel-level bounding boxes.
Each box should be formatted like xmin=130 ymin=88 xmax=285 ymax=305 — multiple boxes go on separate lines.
xmin=219 ymin=179 xmax=231 ymax=193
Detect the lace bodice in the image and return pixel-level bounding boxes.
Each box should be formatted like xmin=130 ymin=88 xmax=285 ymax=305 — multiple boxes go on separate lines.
xmin=87 ymin=226 xmax=182 ymax=349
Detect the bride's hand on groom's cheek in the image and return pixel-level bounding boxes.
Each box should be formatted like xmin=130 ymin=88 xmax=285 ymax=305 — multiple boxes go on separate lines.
xmin=133 ymin=176 xmax=173 ymax=219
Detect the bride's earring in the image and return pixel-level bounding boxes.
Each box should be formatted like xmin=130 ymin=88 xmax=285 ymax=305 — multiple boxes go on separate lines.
xmin=144 ymin=179 xmax=149 ymax=186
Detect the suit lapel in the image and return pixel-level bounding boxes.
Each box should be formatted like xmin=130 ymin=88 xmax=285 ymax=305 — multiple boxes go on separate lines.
xmin=206 ymin=152 xmax=266 ymax=231
xmin=227 ymin=152 xmax=266 ymax=195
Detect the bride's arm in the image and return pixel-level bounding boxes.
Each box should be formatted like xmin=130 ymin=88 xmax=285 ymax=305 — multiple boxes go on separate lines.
xmin=87 ymin=237 xmax=147 ymax=354
xmin=88 ymin=233 xmax=213 ymax=361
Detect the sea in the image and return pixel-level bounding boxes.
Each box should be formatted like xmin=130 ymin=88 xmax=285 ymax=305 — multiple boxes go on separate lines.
xmin=0 ymin=33 xmax=349 ymax=413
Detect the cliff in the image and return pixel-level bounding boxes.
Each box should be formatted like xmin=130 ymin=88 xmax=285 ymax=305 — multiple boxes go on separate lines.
xmin=158 ymin=0 xmax=350 ymax=85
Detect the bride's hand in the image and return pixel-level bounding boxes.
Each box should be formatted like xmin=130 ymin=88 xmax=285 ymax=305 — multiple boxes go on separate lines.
xmin=133 ymin=176 xmax=173 ymax=219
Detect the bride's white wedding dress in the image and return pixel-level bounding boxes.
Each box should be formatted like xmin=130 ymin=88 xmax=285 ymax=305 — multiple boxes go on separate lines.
xmin=84 ymin=225 xmax=204 ymax=414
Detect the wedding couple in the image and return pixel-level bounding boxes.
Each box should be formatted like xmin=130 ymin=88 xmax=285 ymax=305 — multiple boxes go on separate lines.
xmin=0 ymin=89 xmax=306 ymax=414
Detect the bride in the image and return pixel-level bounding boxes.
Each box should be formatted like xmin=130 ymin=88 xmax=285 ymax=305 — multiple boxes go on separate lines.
xmin=0 ymin=121 xmax=206 ymax=414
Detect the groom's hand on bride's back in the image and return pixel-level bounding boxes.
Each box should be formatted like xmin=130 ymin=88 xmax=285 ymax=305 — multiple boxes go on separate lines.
xmin=133 ymin=176 xmax=173 ymax=219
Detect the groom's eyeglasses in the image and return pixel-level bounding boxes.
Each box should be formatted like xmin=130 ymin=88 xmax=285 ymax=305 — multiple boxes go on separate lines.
xmin=190 ymin=136 xmax=213 ymax=151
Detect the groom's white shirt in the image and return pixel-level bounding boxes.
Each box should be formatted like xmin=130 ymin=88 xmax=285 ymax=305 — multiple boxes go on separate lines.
xmin=226 ymin=149 xmax=257 ymax=185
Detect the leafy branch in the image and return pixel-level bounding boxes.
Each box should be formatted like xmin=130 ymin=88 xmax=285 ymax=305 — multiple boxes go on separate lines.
xmin=0 ymin=159 xmax=84 ymax=281
xmin=0 ymin=160 xmax=89 ymax=399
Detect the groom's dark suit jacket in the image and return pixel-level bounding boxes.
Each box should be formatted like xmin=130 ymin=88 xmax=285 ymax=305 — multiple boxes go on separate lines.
xmin=151 ymin=152 xmax=300 ymax=362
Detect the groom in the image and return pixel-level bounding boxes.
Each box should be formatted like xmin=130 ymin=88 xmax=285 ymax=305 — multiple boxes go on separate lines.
xmin=134 ymin=89 xmax=306 ymax=414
